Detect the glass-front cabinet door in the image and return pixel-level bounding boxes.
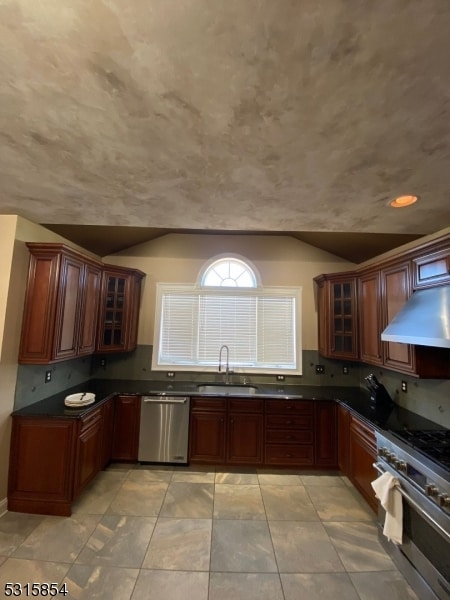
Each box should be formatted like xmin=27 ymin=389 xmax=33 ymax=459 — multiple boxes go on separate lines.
xmin=315 ymin=273 xmax=359 ymax=360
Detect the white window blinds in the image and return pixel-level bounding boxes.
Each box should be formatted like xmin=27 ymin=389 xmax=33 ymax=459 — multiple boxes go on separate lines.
xmin=154 ymin=284 xmax=302 ymax=373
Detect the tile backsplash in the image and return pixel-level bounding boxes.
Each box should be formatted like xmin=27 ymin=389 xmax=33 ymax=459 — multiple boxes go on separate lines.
xmin=15 ymin=345 xmax=450 ymax=428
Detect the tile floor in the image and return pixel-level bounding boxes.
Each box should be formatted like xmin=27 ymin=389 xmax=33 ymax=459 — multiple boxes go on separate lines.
xmin=0 ymin=464 xmax=420 ymax=600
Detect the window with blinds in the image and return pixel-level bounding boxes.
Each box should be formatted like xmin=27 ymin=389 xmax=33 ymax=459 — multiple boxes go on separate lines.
xmin=152 ymin=284 xmax=302 ymax=374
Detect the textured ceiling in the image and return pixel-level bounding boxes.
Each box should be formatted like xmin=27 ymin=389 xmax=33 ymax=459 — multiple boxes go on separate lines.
xmin=0 ymin=1 xmax=449 ymax=259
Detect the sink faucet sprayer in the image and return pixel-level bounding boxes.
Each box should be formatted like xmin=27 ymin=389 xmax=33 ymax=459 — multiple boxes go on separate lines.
xmin=218 ymin=345 xmax=231 ymax=384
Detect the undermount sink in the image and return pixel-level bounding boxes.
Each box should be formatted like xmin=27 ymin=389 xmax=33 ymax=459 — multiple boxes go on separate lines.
xmin=196 ymin=384 xmax=258 ymax=395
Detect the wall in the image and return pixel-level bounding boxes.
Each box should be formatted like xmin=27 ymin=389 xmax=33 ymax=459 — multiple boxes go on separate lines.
xmin=104 ymin=233 xmax=354 ymax=350
xmin=0 ymin=216 xmax=102 ymax=510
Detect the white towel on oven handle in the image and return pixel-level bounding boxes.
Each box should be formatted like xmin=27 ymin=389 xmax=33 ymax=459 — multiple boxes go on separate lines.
xmin=371 ymin=471 xmax=403 ymax=545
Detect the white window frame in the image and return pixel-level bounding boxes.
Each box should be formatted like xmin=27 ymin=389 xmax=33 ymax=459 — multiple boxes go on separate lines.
xmin=152 ymin=283 xmax=302 ymax=375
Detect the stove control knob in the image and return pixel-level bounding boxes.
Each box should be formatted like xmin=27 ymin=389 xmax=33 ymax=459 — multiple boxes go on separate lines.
xmin=387 ymin=453 xmax=397 ymax=464
xmin=437 ymin=494 xmax=450 ymax=508
xmin=397 ymin=461 xmax=407 ymax=472
xmin=425 ymin=484 xmax=439 ymax=497
xmin=379 ymin=447 xmax=389 ymax=457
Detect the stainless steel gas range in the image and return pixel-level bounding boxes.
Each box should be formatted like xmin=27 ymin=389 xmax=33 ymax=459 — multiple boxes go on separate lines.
xmin=374 ymin=426 xmax=450 ymax=600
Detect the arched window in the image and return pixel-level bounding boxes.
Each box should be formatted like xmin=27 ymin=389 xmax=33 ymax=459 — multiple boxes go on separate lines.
xmin=153 ymin=255 xmax=302 ymax=374
xmin=201 ymin=257 xmax=257 ymax=288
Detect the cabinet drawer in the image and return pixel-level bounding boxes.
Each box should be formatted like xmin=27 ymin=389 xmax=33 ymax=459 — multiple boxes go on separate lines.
xmin=79 ymin=407 xmax=102 ymax=433
xmin=265 ymin=415 xmax=313 ymax=429
xmin=265 ymin=429 xmax=313 ymax=444
xmin=229 ymin=399 xmax=263 ymax=413
xmin=265 ymin=400 xmax=313 ymax=414
xmin=191 ymin=397 xmax=227 ymax=411
xmin=265 ymin=444 xmax=314 ymax=465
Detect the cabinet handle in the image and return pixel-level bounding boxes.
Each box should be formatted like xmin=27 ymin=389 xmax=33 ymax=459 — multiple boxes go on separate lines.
xmin=286 ymin=453 xmax=293 ymax=458
xmin=286 ymin=420 xmax=293 ymax=425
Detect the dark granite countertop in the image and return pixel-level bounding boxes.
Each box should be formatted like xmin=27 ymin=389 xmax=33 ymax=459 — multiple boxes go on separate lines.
xmin=12 ymin=378 xmax=445 ymax=433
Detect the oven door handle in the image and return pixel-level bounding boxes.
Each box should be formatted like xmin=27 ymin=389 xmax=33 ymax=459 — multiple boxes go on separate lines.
xmin=373 ymin=463 xmax=450 ymax=543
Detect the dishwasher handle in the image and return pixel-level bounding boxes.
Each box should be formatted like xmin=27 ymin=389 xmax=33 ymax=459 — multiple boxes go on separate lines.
xmin=142 ymin=396 xmax=189 ymax=404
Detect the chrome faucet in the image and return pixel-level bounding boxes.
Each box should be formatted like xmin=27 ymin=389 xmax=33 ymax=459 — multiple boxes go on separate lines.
xmin=218 ymin=344 xmax=231 ymax=384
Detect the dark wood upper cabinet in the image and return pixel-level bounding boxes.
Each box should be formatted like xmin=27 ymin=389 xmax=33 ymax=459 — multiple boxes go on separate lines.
xmin=19 ymin=244 xmax=145 ymax=363
xmin=316 ymin=232 xmax=450 ymax=378
xmin=19 ymin=244 xmax=102 ymax=364
xmin=96 ymin=267 xmax=145 ymax=353
xmin=358 ymin=270 xmax=383 ymax=366
xmin=314 ymin=273 xmax=359 ymax=360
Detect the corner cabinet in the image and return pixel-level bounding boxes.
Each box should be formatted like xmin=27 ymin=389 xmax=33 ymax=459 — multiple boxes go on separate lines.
xmin=314 ymin=273 xmax=359 ymax=360
xmin=96 ymin=267 xmax=145 ymax=353
xmin=19 ymin=244 xmax=102 ymax=364
xmin=18 ymin=244 xmax=146 ymax=363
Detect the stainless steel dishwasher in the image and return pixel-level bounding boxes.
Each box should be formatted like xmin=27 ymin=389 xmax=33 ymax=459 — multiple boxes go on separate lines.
xmin=138 ymin=395 xmax=190 ymax=463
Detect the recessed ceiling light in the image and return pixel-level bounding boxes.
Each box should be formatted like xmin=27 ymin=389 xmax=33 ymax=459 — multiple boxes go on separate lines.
xmin=389 ymin=195 xmax=419 ymax=208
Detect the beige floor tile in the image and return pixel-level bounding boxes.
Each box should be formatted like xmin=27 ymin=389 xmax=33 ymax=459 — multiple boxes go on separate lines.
xmin=261 ymin=484 xmax=319 ymax=520
xmin=211 ymin=519 xmax=277 ymax=573
xmin=13 ymin=515 xmax=101 ymax=563
xmin=215 ymin=469 xmax=259 ymax=484
xmin=107 ymin=480 xmax=168 ymax=516
xmin=350 ymin=571 xmax=420 ymax=599
xmin=0 ymin=512 xmax=44 ymax=556
xmin=131 ymin=569 xmax=209 ymax=600
xmin=0 ymin=556 xmax=70 ymax=585
xmin=127 ymin=467 xmax=174 ymax=483
xmin=214 ymin=484 xmax=266 ymax=519
xmin=300 ymin=474 xmax=346 ymax=486
xmin=72 ymin=471 xmax=125 ymax=514
xmin=142 ymin=517 xmax=211 ymax=570
xmin=76 ymin=515 xmax=157 ymax=568
xmin=257 ymin=472 xmax=302 ymax=486
xmin=307 ymin=485 xmax=376 ymax=521
xmin=209 ymin=572 xmax=284 ymax=600
xmin=324 ymin=521 xmax=396 ymax=572
xmin=171 ymin=469 xmax=216 ymax=483
xmin=269 ymin=520 xmax=345 ymax=573
xmin=281 ymin=573 xmax=360 ymax=599
xmin=160 ymin=482 xmax=214 ymax=518
xmin=64 ymin=564 xmax=138 ymax=600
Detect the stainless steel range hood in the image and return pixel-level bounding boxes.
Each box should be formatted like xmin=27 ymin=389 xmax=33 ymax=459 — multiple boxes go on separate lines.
xmin=381 ymin=285 xmax=450 ymax=348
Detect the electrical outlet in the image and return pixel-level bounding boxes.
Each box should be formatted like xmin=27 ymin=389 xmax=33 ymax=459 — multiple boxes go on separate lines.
xmin=100 ymin=359 xmax=106 ymax=367
xmin=276 ymin=375 xmax=285 ymax=381
xmin=342 ymin=366 xmax=349 ymax=375
xmin=45 ymin=370 xmax=52 ymax=383
xmin=401 ymin=380 xmax=408 ymax=393
xmin=315 ymin=365 xmax=325 ymax=374
xmin=166 ymin=372 xmax=175 ymax=378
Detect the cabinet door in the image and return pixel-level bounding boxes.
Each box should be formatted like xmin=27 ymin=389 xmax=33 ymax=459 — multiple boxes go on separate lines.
xmin=74 ymin=410 xmax=102 ymax=497
xmin=358 ymin=271 xmax=383 ymax=365
xmin=97 ymin=268 xmax=145 ymax=353
xmin=189 ymin=412 xmax=226 ymax=463
xmin=54 ymin=254 xmax=84 ymax=361
xmin=100 ymin=398 xmax=115 ymax=469
xmin=8 ymin=417 xmax=76 ymax=516
xmin=381 ymin=261 xmax=414 ymax=373
xmin=228 ymin=413 xmax=263 ymax=464
xmin=97 ymin=273 xmax=129 ymax=351
xmin=314 ymin=401 xmax=337 ymax=467
xmin=349 ymin=416 xmax=377 ymax=512
xmin=337 ymin=404 xmax=351 ymax=475
xmin=111 ymin=395 xmax=140 ymax=461
xmin=314 ymin=275 xmax=358 ymax=360
xmin=78 ymin=262 xmax=102 ymax=355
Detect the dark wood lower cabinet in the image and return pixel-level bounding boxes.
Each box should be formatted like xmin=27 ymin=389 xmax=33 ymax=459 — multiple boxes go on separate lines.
xmin=111 ymin=395 xmax=141 ymax=461
xmin=8 ymin=394 xmax=141 ymax=516
xmin=348 ymin=413 xmax=378 ymax=512
xmin=190 ymin=398 xmax=337 ymax=469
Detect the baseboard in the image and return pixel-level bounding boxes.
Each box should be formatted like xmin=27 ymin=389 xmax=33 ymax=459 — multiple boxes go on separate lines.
xmin=0 ymin=496 xmax=7 ymax=517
